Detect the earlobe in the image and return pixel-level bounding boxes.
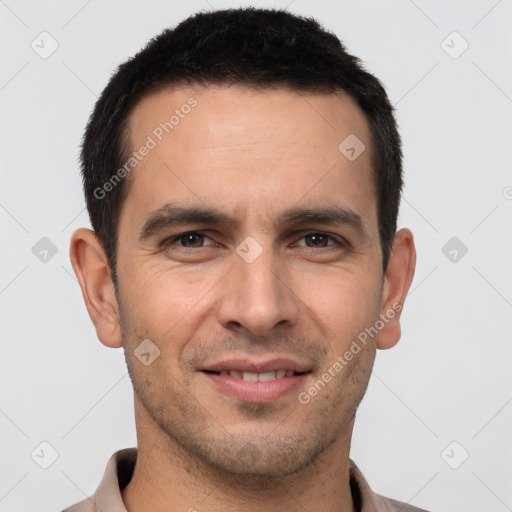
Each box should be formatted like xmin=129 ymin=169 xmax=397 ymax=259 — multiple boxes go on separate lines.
xmin=377 ymin=228 xmax=416 ymax=350
xmin=69 ymin=228 xmax=123 ymax=348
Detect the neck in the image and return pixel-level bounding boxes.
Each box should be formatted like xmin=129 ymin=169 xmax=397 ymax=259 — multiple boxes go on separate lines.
xmin=122 ymin=401 xmax=356 ymax=512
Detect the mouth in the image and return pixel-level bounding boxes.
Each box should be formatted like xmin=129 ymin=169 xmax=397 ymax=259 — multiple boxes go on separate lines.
xmin=199 ymin=358 xmax=312 ymax=403
xmin=202 ymin=369 xmax=308 ymax=381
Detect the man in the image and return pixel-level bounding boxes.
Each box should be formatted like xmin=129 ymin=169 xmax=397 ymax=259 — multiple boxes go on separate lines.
xmin=65 ymin=7 xmax=423 ymax=512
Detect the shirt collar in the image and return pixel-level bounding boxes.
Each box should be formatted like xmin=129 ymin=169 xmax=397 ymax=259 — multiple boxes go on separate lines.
xmin=91 ymin=448 xmax=391 ymax=512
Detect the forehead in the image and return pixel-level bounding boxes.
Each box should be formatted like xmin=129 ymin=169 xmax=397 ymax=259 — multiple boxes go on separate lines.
xmin=128 ymin=83 xmax=372 ymax=156
xmin=121 ymin=84 xmax=377 ymax=234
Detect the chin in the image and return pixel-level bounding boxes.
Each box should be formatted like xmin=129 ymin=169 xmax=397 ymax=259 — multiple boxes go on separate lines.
xmin=183 ymin=428 xmax=333 ymax=481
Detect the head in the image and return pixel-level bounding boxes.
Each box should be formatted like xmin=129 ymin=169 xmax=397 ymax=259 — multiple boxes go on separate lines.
xmin=70 ymin=8 xmax=415 ymax=480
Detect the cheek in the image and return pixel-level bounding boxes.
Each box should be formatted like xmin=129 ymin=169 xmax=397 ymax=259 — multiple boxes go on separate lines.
xmin=301 ymin=270 xmax=381 ymax=335
xmin=119 ymin=262 xmax=224 ymax=350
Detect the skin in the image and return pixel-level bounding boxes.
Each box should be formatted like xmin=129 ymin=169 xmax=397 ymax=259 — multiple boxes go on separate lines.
xmin=70 ymin=84 xmax=416 ymax=512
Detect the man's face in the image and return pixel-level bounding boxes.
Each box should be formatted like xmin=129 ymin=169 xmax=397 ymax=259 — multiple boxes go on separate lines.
xmin=116 ymin=84 xmax=383 ymax=476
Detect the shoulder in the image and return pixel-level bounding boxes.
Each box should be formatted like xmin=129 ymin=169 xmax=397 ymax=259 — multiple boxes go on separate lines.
xmin=349 ymin=459 xmax=431 ymax=512
xmin=59 ymin=448 xmax=137 ymax=512
xmin=374 ymin=494 xmax=431 ymax=512
xmin=60 ymin=499 xmax=101 ymax=512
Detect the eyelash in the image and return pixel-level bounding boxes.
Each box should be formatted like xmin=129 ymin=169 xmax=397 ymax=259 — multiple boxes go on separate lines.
xmin=162 ymin=231 xmax=347 ymax=251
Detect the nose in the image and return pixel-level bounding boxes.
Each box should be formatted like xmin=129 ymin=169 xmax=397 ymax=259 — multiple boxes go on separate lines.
xmin=216 ymin=244 xmax=300 ymax=338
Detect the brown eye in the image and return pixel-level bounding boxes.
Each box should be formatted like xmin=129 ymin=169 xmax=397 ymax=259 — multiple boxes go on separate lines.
xmin=304 ymin=233 xmax=331 ymax=247
xmin=179 ymin=233 xmax=205 ymax=248
xmin=163 ymin=232 xmax=216 ymax=250
xmin=296 ymin=232 xmax=341 ymax=248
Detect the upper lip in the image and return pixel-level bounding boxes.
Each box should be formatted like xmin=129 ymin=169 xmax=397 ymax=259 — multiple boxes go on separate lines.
xmin=200 ymin=357 xmax=311 ymax=374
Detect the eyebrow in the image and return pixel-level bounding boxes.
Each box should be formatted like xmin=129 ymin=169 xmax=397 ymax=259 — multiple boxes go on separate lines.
xmin=138 ymin=203 xmax=368 ymax=242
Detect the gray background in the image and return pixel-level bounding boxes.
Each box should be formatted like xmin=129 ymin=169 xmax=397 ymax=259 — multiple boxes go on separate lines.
xmin=1 ymin=0 xmax=511 ymax=510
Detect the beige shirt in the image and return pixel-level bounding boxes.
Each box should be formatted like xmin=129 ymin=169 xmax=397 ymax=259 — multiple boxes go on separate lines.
xmin=61 ymin=448 xmax=430 ymax=512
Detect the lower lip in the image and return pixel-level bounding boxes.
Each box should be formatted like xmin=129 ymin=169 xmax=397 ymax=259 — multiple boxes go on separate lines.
xmin=202 ymin=372 xmax=309 ymax=403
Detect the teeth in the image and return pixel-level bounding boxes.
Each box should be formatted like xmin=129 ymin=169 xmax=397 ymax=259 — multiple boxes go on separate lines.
xmin=215 ymin=369 xmax=299 ymax=381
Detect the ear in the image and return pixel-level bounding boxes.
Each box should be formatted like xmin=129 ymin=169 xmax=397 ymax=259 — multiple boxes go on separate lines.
xmin=377 ymin=228 xmax=416 ymax=350
xmin=69 ymin=228 xmax=122 ymax=348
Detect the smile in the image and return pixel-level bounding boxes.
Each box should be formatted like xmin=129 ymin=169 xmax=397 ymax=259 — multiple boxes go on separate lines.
xmin=203 ymin=369 xmax=307 ymax=381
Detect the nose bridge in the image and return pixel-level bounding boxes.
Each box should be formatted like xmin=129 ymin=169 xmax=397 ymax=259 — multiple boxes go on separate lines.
xmin=217 ymin=237 xmax=299 ymax=336
xmin=240 ymin=244 xmax=281 ymax=300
